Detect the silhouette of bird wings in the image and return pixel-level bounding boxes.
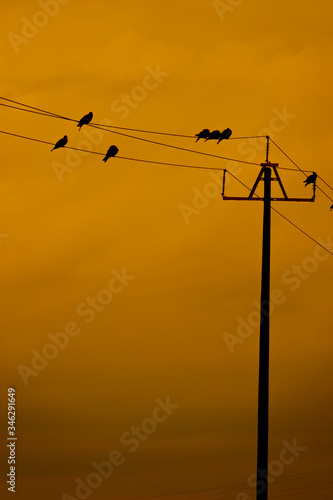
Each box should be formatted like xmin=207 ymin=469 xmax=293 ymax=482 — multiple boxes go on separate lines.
xmin=51 ymin=135 xmax=68 ymax=152
xmin=217 ymin=128 xmax=232 ymax=144
xmin=195 ymin=129 xmax=210 ymax=142
xmin=205 ymin=130 xmax=220 ymax=141
xmin=77 ymin=112 xmax=93 ymax=130
xmin=303 ymin=172 xmax=317 ymax=187
xmin=103 ymin=145 xmax=119 ymax=162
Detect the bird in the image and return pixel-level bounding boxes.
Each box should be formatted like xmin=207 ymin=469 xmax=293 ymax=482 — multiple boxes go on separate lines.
xmin=77 ymin=111 xmax=93 ymax=130
xmin=217 ymin=128 xmax=232 ymax=144
xmin=103 ymin=145 xmax=119 ymax=162
xmin=50 ymin=135 xmax=68 ymax=151
xmin=205 ymin=130 xmax=221 ymax=141
xmin=195 ymin=129 xmax=210 ymax=142
xmin=330 ymin=204 xmax=333 ymax=211
xmin=303 ymin=172 xmax=317 ymax=187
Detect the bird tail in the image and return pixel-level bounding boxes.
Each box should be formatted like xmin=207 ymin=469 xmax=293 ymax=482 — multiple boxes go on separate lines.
xmin=195 ymin=136 xmax=199 ymax=142
xmin=102 ymin=157 xmax=107 ymax=162
xmin=77 ymin=124 xmax=81 ymax=130
xmin=50 ymin=147 xmax=55 ymax=152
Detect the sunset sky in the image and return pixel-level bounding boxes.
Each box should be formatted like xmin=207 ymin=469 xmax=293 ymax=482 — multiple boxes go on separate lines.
xmin=1 ymin=1 xmax=333 ymax=499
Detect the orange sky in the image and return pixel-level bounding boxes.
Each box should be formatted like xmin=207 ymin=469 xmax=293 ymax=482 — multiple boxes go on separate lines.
xmin=1 ymin=1 xmax=333 ymax=499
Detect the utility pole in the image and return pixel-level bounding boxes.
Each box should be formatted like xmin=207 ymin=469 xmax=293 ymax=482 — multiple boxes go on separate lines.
xmin=256 ymin=145 xmax=271 ymax=500
xmin=222 ymin=136 xmax=315 ymax=500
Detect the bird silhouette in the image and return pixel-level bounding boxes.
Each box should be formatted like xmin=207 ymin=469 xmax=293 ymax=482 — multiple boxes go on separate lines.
xmin=205 ymin=130 xmax=220 ymax=141
xmin=195 ymin=129 xmax=210 ymax=142
xmin=217 ymin=128 xmax=232 ymax=144
xmin=51 ymin=135 xmax=68 ymax=152
xmin=303 ymin=172 xmax=317 ymax=187
xmin=330 ymin=204 xmax=333 ymax=211
xmin=103 ymin=145 xmax=119 ymax=162
xmin=77 ymin=112 xmax=93 ymax=130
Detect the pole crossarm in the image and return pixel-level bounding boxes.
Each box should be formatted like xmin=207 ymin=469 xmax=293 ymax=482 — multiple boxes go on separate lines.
xmin=222 ymin=162 xmax=315 ymax=202
xmin=222 ymin=196 xmax=314 ymax=202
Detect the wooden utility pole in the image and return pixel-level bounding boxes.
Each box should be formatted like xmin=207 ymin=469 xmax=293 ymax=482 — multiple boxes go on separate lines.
xmin=256 ymin=161 xmax=271 ymax=500
xmin=222 ymin=136 xmax=314 ymax=500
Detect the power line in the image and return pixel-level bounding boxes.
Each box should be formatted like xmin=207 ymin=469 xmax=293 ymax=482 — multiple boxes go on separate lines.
xmin=0 ymin=129 xmax=233 ymax=172
xmin=0 ymin=96 xmax=265 ymax=141
xmin=0 ymin=99 xmax=266 ymax=166
xmin=317 ymin=174 xmax=333 ymax=192
xmin=88 ymin=121 xmax=265 ymax=166
xmin=0 ymin=97 xmax=317 ymax=177
xmin=1 ymin=127 xmax=331 ymax=224
xmin=117 ymin=155 xmax=227 ymax=172
xmin=0 ymin=102 xmax=68 ymax=121
xmin=270 ymin=138 xmax=307 ymax=176
xmin=2 ymin=97 xmax=331 ymax=193
xmin=0 ymin=129 xmax=55 ymax=148
xmin=0 ymin=96 xmax=70 ymax=120
xmin=270 ymin=138 xmax=333 ymax=202
xmin=225 ymin=169 xmax=333 ymax=256
xmin=0 ymin=128 xmax=307 ymax=177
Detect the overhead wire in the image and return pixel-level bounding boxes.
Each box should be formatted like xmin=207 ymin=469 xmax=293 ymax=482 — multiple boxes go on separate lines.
xmin=0 ymin=128 xmax=310 ymax=177
xmin=88 ymin=120 xmax=264 ymax=166
xmin=0 ymin=99 xmax=264 ymax=166
xmin=317 ymin=174 xmax=333 ymax=192
xmin=0 ymin=129 xmax=331 ymax=240
xmin=1 ymin=96 xmax=331 ymax=199
xmin=270 ymin=138 xmax=333 ymax=203
xmin=0 ymin=129 xmax=245 ymax=171
xmin=0 ymin=96 xmax=70 ymax=120
xmin=0 ymin=97 xmax=320 ymax=176
xmin=0 ymin=97 xmax=265 ymax=140
xmin=1 ymin=120 xmax=331 ymax=231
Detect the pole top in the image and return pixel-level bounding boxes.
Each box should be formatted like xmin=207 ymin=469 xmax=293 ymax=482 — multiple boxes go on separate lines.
xmin=265 ymin=136 xmax=270 ymax=163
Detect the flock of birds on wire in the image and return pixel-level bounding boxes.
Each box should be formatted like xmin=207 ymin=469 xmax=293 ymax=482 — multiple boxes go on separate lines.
xmin=50 ymin=115 xmax=233 ymax=159
xmin=50 ymin=112 xmax=330 ymax=209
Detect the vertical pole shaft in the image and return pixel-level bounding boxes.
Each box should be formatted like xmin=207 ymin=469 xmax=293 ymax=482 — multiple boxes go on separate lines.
xmin=256 ymin=166 xmax=271 ymax=500
xmin=265 ymin=136 xmax=270 ymax=163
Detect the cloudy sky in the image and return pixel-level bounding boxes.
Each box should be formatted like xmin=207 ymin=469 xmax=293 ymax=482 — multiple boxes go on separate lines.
xmin=1 ymin=1 xmax=333 ymax=499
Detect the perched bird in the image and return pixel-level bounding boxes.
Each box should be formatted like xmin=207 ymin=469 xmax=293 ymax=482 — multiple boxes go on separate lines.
xmin=103 ymin=145 xmax=119 ymax=162
xmin=50 ymin=135 xmax=68 ymax=152
xmin=217 ymin=128 xmax=232 ymax=144
xmin=330 ymin=204 xmax=333 ymax=211
xmin=205 ymin=130 xmax=221 ymax=141
xmin=195 ymin=128 xmax=210 ymax=142
xmin=303 ymin=172 xmax=317 ymax=187
xmin=77 ymin=111 xmax=93 ymax=130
